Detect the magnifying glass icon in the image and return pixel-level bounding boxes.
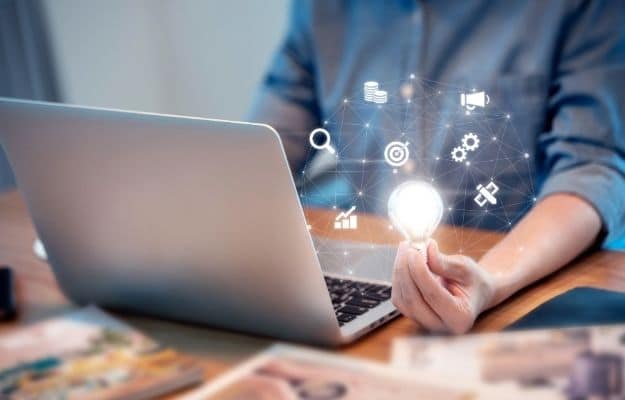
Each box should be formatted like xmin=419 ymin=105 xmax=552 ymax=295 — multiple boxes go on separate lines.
xmin=309 ymin=128 xmax=336 ymax=155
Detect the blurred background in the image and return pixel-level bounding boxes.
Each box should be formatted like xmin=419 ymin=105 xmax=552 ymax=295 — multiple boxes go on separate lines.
xmin=0 ymin=0 xmax=288 ymax=191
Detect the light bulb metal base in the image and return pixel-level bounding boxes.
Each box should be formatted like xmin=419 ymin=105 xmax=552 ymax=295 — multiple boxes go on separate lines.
xmin=408 ymin=240 xmax=428 ymax=263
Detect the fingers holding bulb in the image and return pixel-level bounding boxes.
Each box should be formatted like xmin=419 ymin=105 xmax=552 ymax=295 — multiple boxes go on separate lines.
xmin=392 ymin=240 xmax=478 ymax=334
xmin=407 ymin=249 xmax=459 ymax=317
xmin=392 ymin=242 xmax=446 ymax=332
xmin=427 ymin=241 xmax=470 ymax=284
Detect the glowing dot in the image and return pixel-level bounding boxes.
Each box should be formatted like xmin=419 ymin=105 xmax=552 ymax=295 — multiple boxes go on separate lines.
xmin=448 ymin=207 xmax=452 ymax=211
xmin=438 ymin=90 xmax=442 ymax=95
xmin=518 ymin=246 xmax=524 ymax=252
xmin=492 ymin=136 xmax=497 ymax=141
xmin=410 ymin=73 xmax=415 ymax=79
xmin=347 ymin=269 xmax=354 ymax=275
xmin=365 ymin=123 xmax=370 ymax=128
xmin=466 ymin=161 xmax=471 ymax=166
xmin=332 ymin=205 xmax=337 ymax=210
xmin=407 ymin=99 xmax=412 ymax=103
xmin=388 ymin=224 xmax=394 ymax=230
xmin=465 ymin=110 xmax=471 ymax=115
xmin=393 ymin=169 xmax=398 ymax=174
xmin=358 ymin=191 xmax=363 ymax=196
xmin=323 ymin=120 xmax=328 ymax=125
xmin=533 ymin=197 xmax=537 ymax=202
xmin=362 ymin=159 xmax=366 ymax=163
xmin=524 ymin=153 xmax=530 ymax=159
xmin=306 ymin=224 xmax=312 ymax=230
xmin=435 ymin=156 xmax=440 ymax=161
xmin=343 ymin=98 xmax=348 ymax=103
xmin=343 ymin=251 xmax=349 ymax=256
xmin=445 ymin=123 xmax=451 ymax=128
xmin=506 ymin=113 xmax=511 ymax=119
xmin=472 ymin=88 xmax=477 ymax=92
xmin=508 ymin=222 xmax=512 ymax=226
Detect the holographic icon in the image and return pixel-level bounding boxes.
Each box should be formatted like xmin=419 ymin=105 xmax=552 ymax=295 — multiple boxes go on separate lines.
xmin=309 ymin=128 xmax=336 ymax=155
xmin=461 ymin=132 xmax=480 ymax=151
xmin=460 ymin=91 xmax=489 ymax=110
xmin=364 ymin=81 xmax=378 ymax=102
xmin=474 ymin=181 xmax=499 ymax=207
xmin=334 ymin=206 xmax=358 ymax=230
xmin=373 ymin=90 xmax=388 ymax=104
xmin=364 ymin=81 xmax=388 ymax=104
xmin=451 ymin=132 xmax=480 ymax=163
xmin=384 ymin=141 xmax=410 ymax=167
xmin=451 ymin=146 xmax=468 ymax=163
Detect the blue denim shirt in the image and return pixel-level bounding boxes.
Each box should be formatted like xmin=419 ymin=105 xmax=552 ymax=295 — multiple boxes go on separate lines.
xmin=249 ymin=0 xmax=625 ymax=246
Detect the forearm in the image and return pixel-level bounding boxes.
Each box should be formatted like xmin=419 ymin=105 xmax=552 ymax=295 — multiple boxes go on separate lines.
xmin=479 ymin=193 xmax=602 ymax=308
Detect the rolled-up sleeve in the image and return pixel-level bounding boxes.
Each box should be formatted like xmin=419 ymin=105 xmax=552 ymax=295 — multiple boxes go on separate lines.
xmin=537 ymin=0 xmax=625 ymax=245
xmin=246 ymin=0 xmax=319 ymax=173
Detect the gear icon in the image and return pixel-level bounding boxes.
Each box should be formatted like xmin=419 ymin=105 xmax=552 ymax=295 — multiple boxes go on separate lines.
xmin=451 ymin=146 xmax=467 ymax=163
xmin=462 ymin=133 xmax=480 ymax=151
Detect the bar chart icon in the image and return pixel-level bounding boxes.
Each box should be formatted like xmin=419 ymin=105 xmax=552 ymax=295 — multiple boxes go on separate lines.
xmin=334 ymin=206 xmax=358 ymax=230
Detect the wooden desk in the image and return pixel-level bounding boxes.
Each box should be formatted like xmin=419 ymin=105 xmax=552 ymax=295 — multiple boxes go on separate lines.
xmin=2 ymin=189 xmax=625 ymax=382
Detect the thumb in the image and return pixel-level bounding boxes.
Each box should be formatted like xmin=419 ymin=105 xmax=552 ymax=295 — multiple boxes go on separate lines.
xmin=427 ymin=240 xmax=468 ymax=283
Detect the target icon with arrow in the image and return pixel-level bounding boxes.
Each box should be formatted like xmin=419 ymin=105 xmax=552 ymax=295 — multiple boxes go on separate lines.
xmin=384 ymin=141 xmax=410 ymax=168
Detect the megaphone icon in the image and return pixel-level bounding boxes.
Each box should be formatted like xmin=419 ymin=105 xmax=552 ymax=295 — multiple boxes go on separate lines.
xmin=460 ymin=91 xmax=490 ymax=110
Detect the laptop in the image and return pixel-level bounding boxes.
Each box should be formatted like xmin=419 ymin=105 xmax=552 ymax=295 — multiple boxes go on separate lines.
xmin=0 ymin=98 xmax=399 ymax=346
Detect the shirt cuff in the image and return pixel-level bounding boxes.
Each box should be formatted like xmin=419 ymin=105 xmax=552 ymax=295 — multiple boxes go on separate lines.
xmin=538 ymin=163 xmax=625 ymax=246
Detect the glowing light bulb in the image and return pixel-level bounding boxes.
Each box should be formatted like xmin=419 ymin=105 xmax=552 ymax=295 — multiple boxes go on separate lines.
xmin=387 ymin=181 xmax=444 ymax=257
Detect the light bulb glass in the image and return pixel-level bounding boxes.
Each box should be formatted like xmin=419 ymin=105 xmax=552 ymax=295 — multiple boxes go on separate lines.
xmin=387 ymin=180 xmax=444 ymax=252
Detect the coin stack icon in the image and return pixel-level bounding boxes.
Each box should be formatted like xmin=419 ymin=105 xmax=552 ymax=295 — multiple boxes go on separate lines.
xmin=364 ymin=81 xmax=378 ymax=102
xmin=363 ymin=81 xmax=388 ymax=104
xmin=373 ymin=89 xmax=388 ymax=104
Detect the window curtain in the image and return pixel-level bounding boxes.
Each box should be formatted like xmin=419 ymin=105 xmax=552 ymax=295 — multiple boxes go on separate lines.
xmin=0 ymin=0 xmax=59 ymax=191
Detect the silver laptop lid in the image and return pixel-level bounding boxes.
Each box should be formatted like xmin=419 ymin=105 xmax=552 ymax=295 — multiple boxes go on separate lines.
xmin=0 ymin=98 xmax=342 ymax=345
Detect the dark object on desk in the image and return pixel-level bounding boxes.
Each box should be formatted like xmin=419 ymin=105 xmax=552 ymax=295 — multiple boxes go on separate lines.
xmin=0 ymin=266 xmax=16 ymax=320
xmin=566 ymin=352 xmax=623 ymax=399
xmin=510 ymin=287 xmax=625 ymax=330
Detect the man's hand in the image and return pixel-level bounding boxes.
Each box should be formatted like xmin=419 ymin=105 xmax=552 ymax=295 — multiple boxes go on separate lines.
xmin=391 ymin=240 xmax=496 ymax=334
xmin=391 ymin=194 xmax=602 ymax=334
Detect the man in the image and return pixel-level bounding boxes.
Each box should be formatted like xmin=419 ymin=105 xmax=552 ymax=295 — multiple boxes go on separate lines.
xmin=248 ymin=1 xmax=625 ymax=333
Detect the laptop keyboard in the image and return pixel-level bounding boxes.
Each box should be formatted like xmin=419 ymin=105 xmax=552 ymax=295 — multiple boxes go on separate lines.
xmin=324 ymin=276 xmax=392 ymax=326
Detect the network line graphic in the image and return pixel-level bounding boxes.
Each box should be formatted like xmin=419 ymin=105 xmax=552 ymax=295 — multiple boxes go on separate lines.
xmin=298 ymin=74 xmax=538 ymax=274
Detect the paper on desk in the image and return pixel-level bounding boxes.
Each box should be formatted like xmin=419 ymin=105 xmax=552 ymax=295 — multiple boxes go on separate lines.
xmin=182 ymin=344 xmax=473 ymax=400
xmin=0 ymin=306 xmax=203 ymax=399
xmin=391 ymin=325 xmax=625 ymax=399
